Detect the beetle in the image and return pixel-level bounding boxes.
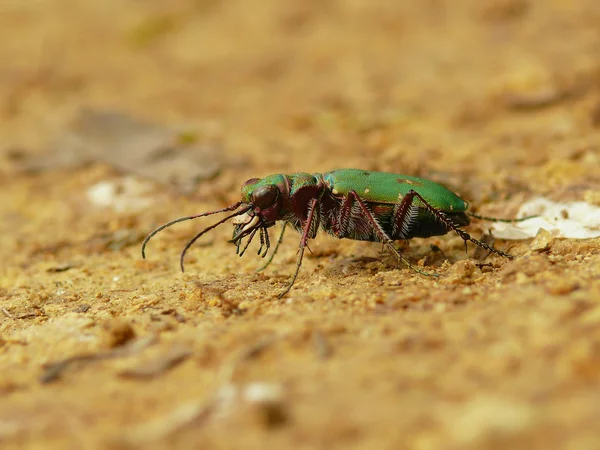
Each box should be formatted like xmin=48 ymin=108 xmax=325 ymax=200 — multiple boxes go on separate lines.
xmin=142 ymin=169 xmax=515 ymax=297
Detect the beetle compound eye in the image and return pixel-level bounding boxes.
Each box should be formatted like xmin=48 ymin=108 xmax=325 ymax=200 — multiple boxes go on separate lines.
xmin=251 ymin=185 xmax=279 ymax=209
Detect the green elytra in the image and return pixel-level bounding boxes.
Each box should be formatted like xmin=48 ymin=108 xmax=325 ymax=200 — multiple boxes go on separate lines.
xmin=143 ymin=168 xmax=515 ymax=297
xmin=323 ymin=169 xmax=468 ymax=210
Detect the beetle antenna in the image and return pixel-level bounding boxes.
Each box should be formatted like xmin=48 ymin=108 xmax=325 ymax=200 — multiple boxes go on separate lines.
xmin=180 ymin=206 xmax=253 ymax=272
xmin=141 ymin=202 xmax=244 ymax=259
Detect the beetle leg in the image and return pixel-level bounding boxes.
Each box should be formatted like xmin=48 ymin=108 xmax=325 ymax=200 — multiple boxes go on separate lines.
xmin=257 ymin=222 xmax=288 ymax=272
xmin=238 ymin=228 xmax=258 ymax=257
xmin=331 ymin=193 xmax=353 ymax=237
xmin=331 ymin=192 xmax=372 ymax=239
xmin=256 ymin=226 xmax=266 ymax=256
xmin=405 ymin=190 xmax=513 ymax=259
xmin=390 ymin=191 xmax=466 ymax=252
xmin=279 ymin=198 xmax=319 ymax=298
xmin=347 ymin=191 xmax=439 ymax=277
xmin=257 ymin=226 xmax=271 ymax=257
xmin=391 ymin=192 xmax=420 ymax=239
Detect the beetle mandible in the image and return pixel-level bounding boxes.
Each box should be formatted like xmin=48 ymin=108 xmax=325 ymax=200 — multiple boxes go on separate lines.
xmin=142 ymin=169 xmax=514 ymax=297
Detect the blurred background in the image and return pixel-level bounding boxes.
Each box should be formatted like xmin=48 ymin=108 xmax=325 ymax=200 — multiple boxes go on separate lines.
xmin=3 ymin=0 xmax=598 ymax=181
xmin=1 ymin=0 xmax=599 ymax=448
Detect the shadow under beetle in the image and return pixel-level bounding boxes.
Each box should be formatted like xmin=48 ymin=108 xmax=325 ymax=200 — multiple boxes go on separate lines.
xmin=142 ymin=169 xmax=517 ymax=297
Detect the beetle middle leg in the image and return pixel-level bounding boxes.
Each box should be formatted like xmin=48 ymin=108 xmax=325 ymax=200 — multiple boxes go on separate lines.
xmin=338 ymin=191 xmax=439 ymax=277
xmin=279 ymin=198 xmax=319 ymax=298
xmin=257 ymin=222 xmax=288 ymax=272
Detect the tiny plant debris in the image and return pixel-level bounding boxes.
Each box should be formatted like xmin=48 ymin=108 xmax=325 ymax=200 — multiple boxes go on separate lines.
xmin=491 ymin=197 xmax=600 ymax=240
xmin=18 ymin=109 xmax=224 ymax=194
xmin=118 ymin=346 xmax=192 ymax=380
xmin=39 ymin=336 xmax=156 ymax=383
xmin=142 ymin=169 xmax=526 ymax=297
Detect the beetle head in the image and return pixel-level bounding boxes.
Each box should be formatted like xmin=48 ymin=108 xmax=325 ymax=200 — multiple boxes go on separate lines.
xmin=231 ymin=175 xmax=288 ymax=244
xmin=243 ymin=175 xmax=289 ymax=218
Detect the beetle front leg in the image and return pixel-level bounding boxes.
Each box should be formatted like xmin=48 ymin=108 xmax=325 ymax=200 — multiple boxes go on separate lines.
xmin=257 ymin=226 xmax=270 ymax=258
xmin=279 ymin=198 xmax=319 ymax=298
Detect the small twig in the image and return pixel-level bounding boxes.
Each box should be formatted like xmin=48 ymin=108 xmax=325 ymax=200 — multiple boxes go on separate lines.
xmin=123 ymin=399 xmax=216 ymax=444
xmin=220 ymin=335 xmax=281 ymax=383
xmin=16 ymin=313 xmax=38 ymax=320
xmin=46 ymin=263 xmax=74 ymax=273
xmin=39 ymin=353 xmax=104 ymax=384
xmin=118 ymin=346 xmax=192 ymax=379
xmin=312 ymin=330 xmax=333 ymax=359
xmin=39 ymin=335 xmax=157 ymax=383
xmin=2 ymin=307 xmax=14 ymax=319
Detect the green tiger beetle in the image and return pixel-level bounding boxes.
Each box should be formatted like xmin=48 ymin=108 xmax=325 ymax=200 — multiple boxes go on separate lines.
xmin=142 ymin=169 xmax=522 ymax=297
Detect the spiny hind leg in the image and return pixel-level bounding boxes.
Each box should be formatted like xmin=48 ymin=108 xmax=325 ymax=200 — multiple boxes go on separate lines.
xmin=405 ymin=190 xmax=513 ymax=258
xmin=390 ymin=190 xmax=422 ymax=239
xmin=346 ymin=191 xmax=439 ymax=277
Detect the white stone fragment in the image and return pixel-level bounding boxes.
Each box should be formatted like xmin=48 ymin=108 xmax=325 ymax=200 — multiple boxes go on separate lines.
xmin=86 ymin=176 xmax=153 ymax=213
xmin=492 ymin=197 xmax=600 ymax=239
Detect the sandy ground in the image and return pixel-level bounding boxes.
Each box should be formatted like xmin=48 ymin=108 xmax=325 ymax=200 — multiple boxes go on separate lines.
xmin=1 ymin=0 xmax=600 ymax=448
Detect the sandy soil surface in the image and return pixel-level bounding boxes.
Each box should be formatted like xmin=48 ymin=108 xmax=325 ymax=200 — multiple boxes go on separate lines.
xmin=1 ymin=0 xmax=600 ymax=448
